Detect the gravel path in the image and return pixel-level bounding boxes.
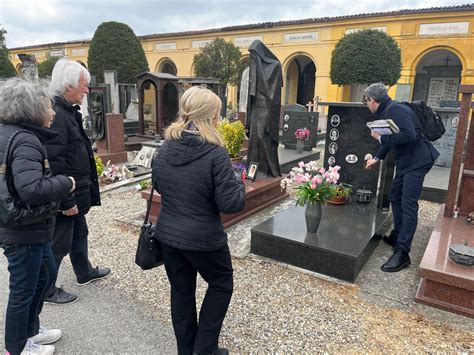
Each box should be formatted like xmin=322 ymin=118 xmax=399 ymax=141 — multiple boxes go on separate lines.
xmin=83 ymin=190 xmax=473 ymax=353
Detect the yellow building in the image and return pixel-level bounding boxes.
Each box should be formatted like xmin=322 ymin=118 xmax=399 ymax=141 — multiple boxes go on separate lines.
xmin=9 ymin=4 xmax=474 ymax=108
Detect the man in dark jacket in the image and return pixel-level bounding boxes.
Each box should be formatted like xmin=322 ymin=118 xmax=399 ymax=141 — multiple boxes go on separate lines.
xmin=44 ymin=59 xmax=110 ymax=304
xmin=364 ymin=83 xmax=439 ymax=272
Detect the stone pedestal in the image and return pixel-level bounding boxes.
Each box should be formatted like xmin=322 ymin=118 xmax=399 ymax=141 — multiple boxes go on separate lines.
xmin=141 ymin=177 xmax=287 ymax=228
xmin=96 ymin=114 xmax=128 ymax=164
xmin=415 ymin=205 xmax=474 ymax=318
xmin=251 ymin=200 xmax=391 ymax=282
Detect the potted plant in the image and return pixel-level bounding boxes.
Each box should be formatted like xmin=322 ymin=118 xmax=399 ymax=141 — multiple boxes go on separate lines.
xmin=281 ymin=161 xmax=340 ymax=233
xmin=328 ymin=183 xmax=353 ymax=205
xmin=295 ymin=127 xmax=310 ymax=154
xmin=218 ymin=119 xmax=246 ymax=160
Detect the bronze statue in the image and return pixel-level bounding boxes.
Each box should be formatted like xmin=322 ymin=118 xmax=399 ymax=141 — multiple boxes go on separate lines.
xmin=246 ymin=40 xmax=282 ymax=178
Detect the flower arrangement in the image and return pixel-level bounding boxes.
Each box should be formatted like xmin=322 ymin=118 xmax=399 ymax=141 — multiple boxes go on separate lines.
xmin=333 ymin=183 xmax=353 ymax=198
xmin=218 ymin=119 xmax=246 ymax=158
xmin=101 ymin=161 xmax=132 ymax=184
xmin=295 ymin=127 xmax=310 ymax=141
xmin=281 ymin=161 xmax=340 ymax=206
xmin=232 ymin=162 xmax=247 ymax=183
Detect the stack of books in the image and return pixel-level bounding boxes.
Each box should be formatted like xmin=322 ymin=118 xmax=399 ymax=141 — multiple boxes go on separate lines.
xmin=366 ymin=119 xmax=400 ymax=135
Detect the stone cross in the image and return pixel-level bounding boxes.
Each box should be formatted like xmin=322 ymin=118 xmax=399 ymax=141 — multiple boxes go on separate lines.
xmin=306 ymin=101 xmax=314 ymax=112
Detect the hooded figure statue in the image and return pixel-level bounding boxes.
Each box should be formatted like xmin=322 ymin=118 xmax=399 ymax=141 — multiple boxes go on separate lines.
xmin=246 ymin=40 xmax=282 ymax=178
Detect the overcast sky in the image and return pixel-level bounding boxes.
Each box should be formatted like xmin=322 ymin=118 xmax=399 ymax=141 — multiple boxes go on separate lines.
xmin=0 ymin=0 xmax=470 ymax=48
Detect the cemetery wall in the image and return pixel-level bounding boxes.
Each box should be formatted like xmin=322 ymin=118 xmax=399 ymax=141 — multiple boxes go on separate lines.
xmin=9 ymin=5 xmax=474 ymax=106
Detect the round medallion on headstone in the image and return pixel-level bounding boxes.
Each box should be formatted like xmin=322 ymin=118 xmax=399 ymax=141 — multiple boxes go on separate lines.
xmin=364 ymin=153 xmax=373 ymax=161
xmin=329 ymin=128 xmax=339 ymax=141
xmin=284 ymin=114 xmax=290 ymax=122
xmin=328 ymin=142 xmax=338 ymax=155
xmin=345 ymin=154 xmax=358 ymax=164
xmin=328 ymin=156 xmax=336 ymax=166
xmin=283 ymin=124 xmax=289 ymax=131
xmin=330 ymin=114 xmax=341 ymax=127
xmin=451 ymin=116 xmax=459 ymax=128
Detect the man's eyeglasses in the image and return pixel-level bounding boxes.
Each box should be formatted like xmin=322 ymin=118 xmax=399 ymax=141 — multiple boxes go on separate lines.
xmin=362 ymin=97 xmax=370 ymax=105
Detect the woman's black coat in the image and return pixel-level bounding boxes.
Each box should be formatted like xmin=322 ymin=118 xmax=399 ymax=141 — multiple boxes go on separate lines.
xmin=0 ymin=123 xmax=73 ymax=245
xmin=152 ymin=133 xmax=245 ymax=251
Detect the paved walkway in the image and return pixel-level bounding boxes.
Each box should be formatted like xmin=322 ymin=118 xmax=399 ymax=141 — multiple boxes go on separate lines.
xmin=0 ymin=258 xmax=177 ymax=354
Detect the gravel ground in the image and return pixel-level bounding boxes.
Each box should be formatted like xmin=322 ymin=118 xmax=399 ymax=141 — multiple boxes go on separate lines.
xmin=84 ymin=190 xmax=473 ymax=353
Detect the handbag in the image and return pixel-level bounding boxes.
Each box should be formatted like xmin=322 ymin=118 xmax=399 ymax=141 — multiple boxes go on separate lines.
xmin=135 ymin=186 xmax=164 ymax=270
xmin=0 ymin=130 xmax=60 ymax=228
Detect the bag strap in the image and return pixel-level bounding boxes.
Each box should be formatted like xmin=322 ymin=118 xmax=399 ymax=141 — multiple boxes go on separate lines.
xmin=0 ymin=130 xmax=30 ymax=175
xmin=0 ymin=129 xmax=50 ymax=175
xmin=143 ymin=186 xmax=155 ymax=226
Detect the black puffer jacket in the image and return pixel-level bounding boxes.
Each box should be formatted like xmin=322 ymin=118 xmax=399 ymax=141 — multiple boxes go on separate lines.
xmin=45 ymin=96 xmax=100 ymax=217
xmin=153 ymin=133 xmax=245 ymax=251
xmin=0 ymin=124 xmax=73 ymax=245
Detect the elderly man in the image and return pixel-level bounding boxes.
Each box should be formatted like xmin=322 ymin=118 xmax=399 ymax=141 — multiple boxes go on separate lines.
xmin=45 ymin=59 xmax=110 ymax=304
xmin=364 ymin=83 xmax=439 ymax=272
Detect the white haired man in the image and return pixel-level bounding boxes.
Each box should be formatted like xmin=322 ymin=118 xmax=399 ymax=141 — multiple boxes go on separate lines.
xmin=44 ymin=59 xmax=110 ymax=304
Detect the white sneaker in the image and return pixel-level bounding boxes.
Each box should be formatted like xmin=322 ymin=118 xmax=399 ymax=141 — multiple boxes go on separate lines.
xmin=29 ymin=326 xmax=62 ymax=345
xmin=20 ymin=340 xmax=54 ymax=355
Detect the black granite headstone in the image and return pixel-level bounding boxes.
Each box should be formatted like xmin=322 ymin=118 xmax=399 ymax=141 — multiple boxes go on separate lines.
xmin=282 ymin=105 xmax=319 ymax=150
xmin=320 ymin=102 xmax=384 ymax=196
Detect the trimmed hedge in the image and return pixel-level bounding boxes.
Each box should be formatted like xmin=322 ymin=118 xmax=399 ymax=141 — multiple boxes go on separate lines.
xmin=330 ymin=29 xmax=401 ymax=86
xmin=38 ymin=56 xmax=60 ymax=78
xmin=88 ymin=21 xmax=149 ymax=84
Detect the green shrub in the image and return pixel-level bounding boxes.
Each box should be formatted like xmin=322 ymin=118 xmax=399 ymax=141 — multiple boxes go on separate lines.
xmin=218 ymin=119 xmax=246 ymax=158
xmin=139 ymin=179 xmax=151 ymax=190
xmin=330 ymin=29 xmax=401 ymax=86
xmin=94 ymin=155 xmax=104 ymax=177
xmin=38 ymin=57 xmax=59 ymax=78
xmin=88 ymin=21 xmax=149 ymax=84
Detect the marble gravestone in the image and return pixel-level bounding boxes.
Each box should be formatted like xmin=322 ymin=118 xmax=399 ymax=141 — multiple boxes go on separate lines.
xmin=431 ymin=107 xmax=459 ymax=167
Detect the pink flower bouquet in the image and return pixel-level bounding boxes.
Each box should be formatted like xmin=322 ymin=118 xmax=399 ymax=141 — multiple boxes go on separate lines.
xmin=280 ymin=161 xmax=340 ymax=206
xmin=295 ymin=127 xmax=311 ymax=140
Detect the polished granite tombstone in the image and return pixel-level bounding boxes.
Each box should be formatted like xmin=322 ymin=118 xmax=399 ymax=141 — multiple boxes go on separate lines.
xmin=415 ymin=205 xmax=474 ymax=318
xmin=251 ymin=200 xmax=391 ymax=282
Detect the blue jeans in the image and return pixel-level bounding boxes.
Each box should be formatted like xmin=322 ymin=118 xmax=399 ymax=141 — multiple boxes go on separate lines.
xmin=2 ymin=243 xmax=57 ymax=355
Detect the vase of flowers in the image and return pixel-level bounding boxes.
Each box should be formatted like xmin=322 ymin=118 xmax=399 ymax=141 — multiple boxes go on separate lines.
xmin=281 ymin=161 xmax=340 ymax=233
xmin=295 ymin=127 xmax=310 ymax=154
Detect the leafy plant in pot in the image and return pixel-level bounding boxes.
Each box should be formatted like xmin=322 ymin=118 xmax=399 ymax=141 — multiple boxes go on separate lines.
xmin=328 ymin=183 xmax=353 ymax=205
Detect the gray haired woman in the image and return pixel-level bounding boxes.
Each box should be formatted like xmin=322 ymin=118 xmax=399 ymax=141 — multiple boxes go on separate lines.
xmin=0 ymin=78 xmax=75 ymax=355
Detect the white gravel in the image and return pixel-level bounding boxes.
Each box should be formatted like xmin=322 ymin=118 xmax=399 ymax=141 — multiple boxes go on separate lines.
xmin=83 ymin=190 xmax=473 ymax=353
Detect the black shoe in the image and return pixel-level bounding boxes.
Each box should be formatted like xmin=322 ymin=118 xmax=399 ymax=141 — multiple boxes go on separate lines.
xmin=193 ymin=348 xmax=229 ymax=355
xmin=44 ymin=287 xmax=78 ymax=305
xmin=382 ymin=233 xmax=398 ymax=248
xmin=381 ymin=249 xmax=411 ymax=272
xmin=77 ymin=266 xmax=111 ymax=285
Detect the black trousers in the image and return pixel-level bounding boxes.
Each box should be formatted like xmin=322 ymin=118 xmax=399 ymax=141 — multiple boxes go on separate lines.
xmin=161 ymin=243 xmax=233 ymax=355
xmin=389 ymin=162 xmax=433 ymax=254
xmin=49 ymin=215 xmax=93 ymax=295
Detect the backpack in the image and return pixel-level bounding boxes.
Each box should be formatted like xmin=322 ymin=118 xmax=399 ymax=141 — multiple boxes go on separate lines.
xmin=402 ymin=100 xmax=446 ymax=141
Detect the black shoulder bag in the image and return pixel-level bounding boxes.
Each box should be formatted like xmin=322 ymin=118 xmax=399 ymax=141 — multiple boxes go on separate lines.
xmin=135 ymin=186 xmax=164 ymax=270
xmin=0 ymin=130 xmax=61 ymax=228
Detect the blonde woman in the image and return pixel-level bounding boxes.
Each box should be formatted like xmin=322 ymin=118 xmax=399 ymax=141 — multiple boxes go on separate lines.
xmin=152 ymin=86 xmax=245 ymax=355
